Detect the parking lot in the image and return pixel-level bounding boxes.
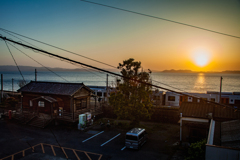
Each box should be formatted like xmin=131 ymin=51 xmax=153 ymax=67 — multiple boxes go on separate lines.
xmin=0 ymin=119 xmax=180 ymax=160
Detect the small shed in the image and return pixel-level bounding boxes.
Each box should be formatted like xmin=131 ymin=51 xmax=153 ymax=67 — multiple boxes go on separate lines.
xmin=179 ymin=102 xmax=214 ymax=143
xmin=179 ymin=102 xmax=240 ymax=144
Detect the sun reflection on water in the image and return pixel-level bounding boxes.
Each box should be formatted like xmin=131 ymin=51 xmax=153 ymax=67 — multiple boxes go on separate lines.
xmin=197 ymin=73 xmax=205 ymax=84
xmin=193 ymin=73 xmax=206 ymax=92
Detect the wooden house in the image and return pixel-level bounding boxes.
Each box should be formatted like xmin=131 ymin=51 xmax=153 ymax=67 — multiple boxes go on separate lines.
xmin=18 ymin=81 xmax=95 ymax=123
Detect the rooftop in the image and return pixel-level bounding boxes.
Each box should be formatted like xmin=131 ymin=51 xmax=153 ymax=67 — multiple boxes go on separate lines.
xmin=18 ymin=81 xmax=92 ymax=96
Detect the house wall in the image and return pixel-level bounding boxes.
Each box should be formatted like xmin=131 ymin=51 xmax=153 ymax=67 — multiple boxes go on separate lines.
xmin=181 ymin=119 xmax=209 ymax=143
xmin=73 ymin=88 xmax=90 ymax=98
xmin=206 ymin=145 xmax=240 ymax=160
xmin=152 ymin=91 xmax=165 ymax=107
xmin=165 ymin=92 xmax=180 ymax=107
xmin=22 ymin=92 xmax=71 ymax=112
xmin=179 ymin=93 xmax=219 ymax=106
xmin=32 ymin=98 xmax=52 ymax=114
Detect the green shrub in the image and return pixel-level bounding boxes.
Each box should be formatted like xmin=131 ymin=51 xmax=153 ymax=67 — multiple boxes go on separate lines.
xmin=185 ymin=139 xmax=206 ymax=160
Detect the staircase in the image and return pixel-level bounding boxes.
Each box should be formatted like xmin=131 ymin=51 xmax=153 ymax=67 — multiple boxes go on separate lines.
xmin=28 ymin=113 xmax=53 ymax=128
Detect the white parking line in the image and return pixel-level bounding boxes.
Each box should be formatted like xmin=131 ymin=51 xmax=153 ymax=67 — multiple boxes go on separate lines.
xmin=82 ymin=131 xmax=104 ymax=143
xmin=100 ymin=133 xmax=121 ymax=147
xmin=121 ymin=146 xmax=126 ymax=151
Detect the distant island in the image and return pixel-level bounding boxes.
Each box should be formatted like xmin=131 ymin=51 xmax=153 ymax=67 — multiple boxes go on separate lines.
xmin=161 ymin=69 xmax=194 ymax=73
xmin=0 ymin=66 xmax=239 ymax=74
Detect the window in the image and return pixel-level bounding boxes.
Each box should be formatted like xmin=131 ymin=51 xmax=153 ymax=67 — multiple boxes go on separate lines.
xmin=29 ymin=100 xmax=33 ymax=107
xmin=168 ymin=96 xmax=175 ymax=101
xmin=126 ymin=135 xmax=138 ymax=141
xmin=38 ymin=101 xmax=45 ymax=107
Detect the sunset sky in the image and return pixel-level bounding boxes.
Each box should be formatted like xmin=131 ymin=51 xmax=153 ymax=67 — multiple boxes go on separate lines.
xmin=0 ymin=0 xmax=240 ymax=72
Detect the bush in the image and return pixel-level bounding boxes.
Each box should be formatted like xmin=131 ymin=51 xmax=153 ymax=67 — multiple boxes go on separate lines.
xmin=185 ymin=139 xmax=207 ymax=160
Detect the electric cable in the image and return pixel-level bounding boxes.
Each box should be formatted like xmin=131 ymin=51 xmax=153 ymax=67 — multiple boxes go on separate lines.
xmin=1 ymin=29 xmax=114 ymax=83
xmin=2 ymin=30 xmax=109 ymax=82
xmin=80 ymin=0 xmax=240 ymax=39
xmin=6 ymin=42 xmax=70 ymax=83
xmin=4 ymin=40 xmax=28 ymax=86
xmin=0 ymin=28 xmax=118 ymax=69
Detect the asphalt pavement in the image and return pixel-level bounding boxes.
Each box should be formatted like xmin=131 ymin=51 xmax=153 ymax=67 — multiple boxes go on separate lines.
xmin=0 ymin=119 xmax=175 ymax=160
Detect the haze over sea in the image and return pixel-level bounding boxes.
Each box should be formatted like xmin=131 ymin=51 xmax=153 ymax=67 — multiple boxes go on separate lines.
xmin=1 ymin=71 xmax=239 ymax=93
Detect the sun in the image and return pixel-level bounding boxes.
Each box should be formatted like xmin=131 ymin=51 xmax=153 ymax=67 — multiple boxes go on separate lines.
xmin=193 ymin=50 xmax=210 ymax=67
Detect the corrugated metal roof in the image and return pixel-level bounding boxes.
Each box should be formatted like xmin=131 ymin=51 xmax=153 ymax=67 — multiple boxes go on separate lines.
xmin=179 ymin=102 xmax=214 ymax=119
xmin=18 ymin=81 xmax=91 ymax=96
xmin=180 ymin=102 xmax=240 ymax=119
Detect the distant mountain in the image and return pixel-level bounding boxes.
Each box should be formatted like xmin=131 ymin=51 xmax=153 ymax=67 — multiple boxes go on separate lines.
xmin=161 ymin=69 xmax=194 ymax=73
xmin=0 ymin=66 xmax=239 ymax=74
xmin=221 ymin=70 xmax=240 ymax=74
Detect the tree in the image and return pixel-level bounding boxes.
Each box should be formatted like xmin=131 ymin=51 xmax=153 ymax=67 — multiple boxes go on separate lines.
xmin=109 ymin=58 xmax=153 ymax=125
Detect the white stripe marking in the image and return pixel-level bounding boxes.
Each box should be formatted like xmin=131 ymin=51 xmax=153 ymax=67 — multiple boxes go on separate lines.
xmin=100 ymin=133 xmax=121 ymax=146
xmin=121 ymin=146 xmax=126 ymax=151
xmin=82 ymin=131 xmax=104 ymax=143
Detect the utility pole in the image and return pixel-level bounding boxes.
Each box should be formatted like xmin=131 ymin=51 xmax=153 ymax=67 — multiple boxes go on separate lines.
xmin=1 ymin=74 xmax=3 ymax=103
xmin=219 ymin=76 xmax=223 ymax=103
xmin=35 ymin=69 xmax=37 ymax=81
xmin=12 ymin=78 xmax=14 ymax=94
xmin=106 ymin=74 xmax=108 ymax=103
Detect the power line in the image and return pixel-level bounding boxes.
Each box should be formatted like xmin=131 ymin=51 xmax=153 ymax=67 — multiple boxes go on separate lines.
xmin=0 ymin=28 xmax=118 ymax=69
xmin=4 ymin=40 xmax=28 ymax=86
xmin=1 ymin=35 xmax=236 ymax=110
xmin=1 ymin=30 xmax=109 ymax=82
xmin=6 ymin=41 xmax=70 ymax=83
xmin=80 ymin=0 xmax=240 ymax=39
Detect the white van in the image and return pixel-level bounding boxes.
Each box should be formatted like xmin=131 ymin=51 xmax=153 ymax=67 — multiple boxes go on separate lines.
xmin=125 ymin=128 xmax=147 ymax=150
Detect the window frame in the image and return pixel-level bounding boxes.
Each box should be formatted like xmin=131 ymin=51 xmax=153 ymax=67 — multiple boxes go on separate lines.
xmin=168 ymin=96 xmax=175 ymax=101
xmin=38 ymin=101 xmax=45 ymax=107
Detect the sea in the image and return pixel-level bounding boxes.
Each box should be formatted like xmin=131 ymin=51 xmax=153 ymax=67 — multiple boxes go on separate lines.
xmin=0 ymin=71 xmax=239 ymax=93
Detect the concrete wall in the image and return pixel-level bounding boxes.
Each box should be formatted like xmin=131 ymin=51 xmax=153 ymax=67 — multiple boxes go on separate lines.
xmin=206 ymin=145 xmax=240 ymax=160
